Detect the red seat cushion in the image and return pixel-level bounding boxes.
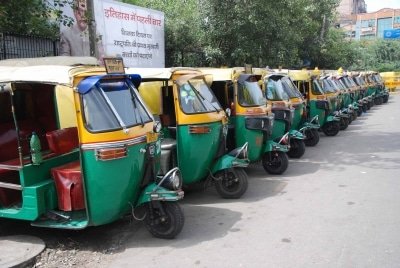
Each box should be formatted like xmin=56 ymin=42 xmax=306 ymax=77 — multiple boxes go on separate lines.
xmin=46 ymin=127 xmax=79 ymax=155
xmin=51 ymin=161 xmax=85 ymax=211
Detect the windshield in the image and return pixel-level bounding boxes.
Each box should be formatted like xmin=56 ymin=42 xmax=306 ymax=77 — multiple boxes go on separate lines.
xmin=82 ymin=79 xmax=152 ymax=132
xmin=178 ymin=78 xmax=222 ymax=114
xmin=320 ymin=79 xmax=336 ymax=93
xmin=312 ymin=80 xmax=324 ymax=95
xmin=265 ymin=78 xmax=289 ymax=101
xmin=281 ymin=77 xmax=302 ymax=98
xmin=238 ymin=80 xmax=266 ymax=107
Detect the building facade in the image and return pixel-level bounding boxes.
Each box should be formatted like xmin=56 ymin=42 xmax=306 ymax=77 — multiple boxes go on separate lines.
xmin=337 ymin=0 xmax=366 ymax=39
xmin=355 ymin=8 xmax=400 ymax=40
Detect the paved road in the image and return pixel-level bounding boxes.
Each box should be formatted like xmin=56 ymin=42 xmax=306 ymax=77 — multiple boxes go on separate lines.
xmin=108 ymin=94 xmax=400 ymax=268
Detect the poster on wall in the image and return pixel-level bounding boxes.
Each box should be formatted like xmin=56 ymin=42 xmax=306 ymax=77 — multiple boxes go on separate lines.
xmin=59 ymin=0 xmax=91 ymax=56
xmin=93 ymin=0 xmax=165 ymax=67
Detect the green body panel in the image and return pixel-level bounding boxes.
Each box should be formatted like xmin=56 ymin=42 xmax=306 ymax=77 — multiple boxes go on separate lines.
xmin=234 ymin=115 xmax=264 ymax=162
xmin=271 ymin=120 xmax=287 ymax=140
xmin=342 ymin=93 xmax=351 ymax=107
xmin=328 ymin=96 xmax=338 ymax=112
xmin=0 ymin=152 xmax=78 ymax=221
xmin=291 ymin=103 xmax=304 ymax=130
xmin=177 ymin=122 xmax=222 ymax=184
xmin=82 ymin=142 xmax=147 ymax=226
xmin=309 ymin=101 xmax=327 ymax=126
xmin=137 ymin=183 xmax=183 ymax=206
xmin=211 ymin=155 xmax=249 ymax=174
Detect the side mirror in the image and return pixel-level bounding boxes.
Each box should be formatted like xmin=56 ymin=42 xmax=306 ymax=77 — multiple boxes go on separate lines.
xmin=225 ymin=108 xmax=231 ymax=117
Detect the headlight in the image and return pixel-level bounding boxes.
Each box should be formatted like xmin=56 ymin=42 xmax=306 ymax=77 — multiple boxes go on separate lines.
xmin=153 ymin=121 xmax=162 ymax=133
xmin=157 ymin=167 xmax=182 ymax=190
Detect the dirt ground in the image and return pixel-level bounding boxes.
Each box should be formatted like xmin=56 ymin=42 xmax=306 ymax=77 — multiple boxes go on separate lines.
xmin=0 ymin=215 xmax=144 ymax=268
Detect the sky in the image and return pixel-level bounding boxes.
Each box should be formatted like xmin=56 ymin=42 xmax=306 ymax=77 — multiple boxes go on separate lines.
xmin=364 ymin=0 xmax=400 ymax=12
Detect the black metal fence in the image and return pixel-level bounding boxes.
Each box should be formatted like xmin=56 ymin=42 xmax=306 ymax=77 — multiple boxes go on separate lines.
xmin=0 ymin=33 xmax=59 ymax=60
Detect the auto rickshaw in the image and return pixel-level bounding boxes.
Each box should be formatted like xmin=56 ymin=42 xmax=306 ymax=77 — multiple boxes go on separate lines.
xmin=288 ymin=70 xmax=341 ymax=137
xmin=318 ymin=76 xmax=351 ymax=131
xmin=201 ymin=68 xmax=289 ymax=175
xmin=0 ymin=57 xmax=184 ymax=239
xmin=261 ymin=73 xmax=306 ymax=158
xmin=127 ymin=67 xmax=249 ymax=199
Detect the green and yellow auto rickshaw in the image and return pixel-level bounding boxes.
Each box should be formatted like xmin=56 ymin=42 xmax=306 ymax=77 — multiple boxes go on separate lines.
xmin=0 ymin=57 xmax=184 ymax=239
xmin=262 ymin=73 xmax=306 ymax=158
xmin=201 ymin=68 xmax=289 ymax=175
xmin=288 ymin=70 xmax=341 ymax=137
xmin=127 ymin=67 xmax=249 ymax=199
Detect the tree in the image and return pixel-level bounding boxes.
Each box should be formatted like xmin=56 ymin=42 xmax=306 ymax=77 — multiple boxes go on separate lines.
xmin=0 ymin=0 xmax=73 ymax=39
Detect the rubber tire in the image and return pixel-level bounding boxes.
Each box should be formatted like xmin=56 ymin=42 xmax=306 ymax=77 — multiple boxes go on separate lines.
xmin=262 ymin=151 xmax=289 ymax=175
xmin=145 ymin=202 xmax=184 ymax=239
xmin=374 ymin=97 xmax=382 ymax=105
xmin=362 ymin=103 xmax=367 ymax=113
xmin=357 ymin=108 xmax=362 ymax=117
xmin=383 ymin=95 xmax=389 ymax=103
xmin=215 ymin=168 xmax=248 ymax=199
xmin=304 ymin=129 xmax=320 ymax=147
xmin=339 ymin=117 xmax=349 ymax=130
xmin=287 ymin=139 xmax=306 ymax=158
xmin=367 ymin=101 xmax=372 ymax=110
xmin=322 ymin=121 xmax=340 ymax=136
xmin=352 ymin=111 xmax=357 ymax=121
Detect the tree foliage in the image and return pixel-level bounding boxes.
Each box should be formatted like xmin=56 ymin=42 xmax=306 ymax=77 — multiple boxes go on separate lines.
xmin=0 ymin=0 xmax=74 ymax=39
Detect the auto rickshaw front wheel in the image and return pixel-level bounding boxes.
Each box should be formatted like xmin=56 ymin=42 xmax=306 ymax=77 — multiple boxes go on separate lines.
xmin=322 ymin=122 xmax=340 ymax=136
xmin=144 ymin=202 xmax=184 ymax=239
xmin=287 ymin=139 xmax=306 ymax=158
xmin=304 ymin=129 xmax=320 ymax=147
xmin=262 ymin=151 xmax=289 ymax=175
xmin=339 ymin=117 xmax=349 ymax=130
xmin=214 ymin=168 xmax=248 ymax=199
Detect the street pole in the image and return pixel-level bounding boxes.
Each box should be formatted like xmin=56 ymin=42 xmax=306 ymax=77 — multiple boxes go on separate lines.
xmin=86 ymin=0 xmax=97 ymax=58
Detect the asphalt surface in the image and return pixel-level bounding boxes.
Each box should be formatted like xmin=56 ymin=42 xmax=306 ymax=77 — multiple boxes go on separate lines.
xmin=108 ymin=94 xmax=400 ymax=268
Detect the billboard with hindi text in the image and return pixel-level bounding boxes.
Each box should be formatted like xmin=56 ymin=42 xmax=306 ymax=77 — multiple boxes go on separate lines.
xmin=93 ymin=0 xmax=165 ymax=67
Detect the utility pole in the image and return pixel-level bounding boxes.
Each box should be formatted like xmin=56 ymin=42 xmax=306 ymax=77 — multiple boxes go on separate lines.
xmin=86 ymin=0 xmax=97 ymax=57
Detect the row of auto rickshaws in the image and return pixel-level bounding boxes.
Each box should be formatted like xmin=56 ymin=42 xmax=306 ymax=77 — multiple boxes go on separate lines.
xmin=0 ymin=57 xmax=389 ymax=239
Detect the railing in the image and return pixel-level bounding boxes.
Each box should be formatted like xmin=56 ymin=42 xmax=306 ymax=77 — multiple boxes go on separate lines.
xmin=0 ymin=32 xmax=59 ymax=60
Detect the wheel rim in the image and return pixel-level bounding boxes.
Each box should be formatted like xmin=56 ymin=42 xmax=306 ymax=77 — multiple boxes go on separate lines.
xmin=220 ymin=171 xmax=240 ymax=193
xmin=267 ymin=152 xmax=282 ymax=169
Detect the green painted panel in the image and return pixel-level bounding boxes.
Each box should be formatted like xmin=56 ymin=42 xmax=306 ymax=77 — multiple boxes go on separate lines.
xmin=271 ymin=120 xmax=287 ymax=140
xmin=309 ymin=101 xmax=327 ymax=126
xmin=291 ymin=104 xmax=304 ymax=130
xmin=234 ymin=116 xmax=263 ymax=162
xmin=82 ymin=142 xmax=147 ymax=226
xmin=177 ymin=122 xmax=221 ymax=184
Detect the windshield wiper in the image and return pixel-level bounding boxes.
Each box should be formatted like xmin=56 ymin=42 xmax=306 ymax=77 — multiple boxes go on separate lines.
xmin=188 ymin=82 xmax=220 ymax=113
xmin=126 ymin=81 xmax=145 ymax=127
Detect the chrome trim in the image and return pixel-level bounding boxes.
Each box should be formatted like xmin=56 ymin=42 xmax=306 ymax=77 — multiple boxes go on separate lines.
xmin=0 ymin=182 xmax=22 ymax=190
xmin=81 ymin=135 xmax=146 ymax=150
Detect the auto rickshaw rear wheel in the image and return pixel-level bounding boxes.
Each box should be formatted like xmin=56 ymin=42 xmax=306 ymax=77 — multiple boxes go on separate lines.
xmin=304 ymin=129 xmax=320 ymax=147
xmin=262 ymin=151 xmax=288 ymax=175
xmin=339 ymin=117 xmax=349 ymax=130
xmin=214 ymin=168 xmax=248 ymax=199
xmin=357 ymin=108 xmax=362 ymax=117
xmin=287 ymin=139 xmax=305 ymax=158
xmin=144 ymin=202 xmax=184 ymax=239
xmin=322 ymin=122 xmax=340 ymax=136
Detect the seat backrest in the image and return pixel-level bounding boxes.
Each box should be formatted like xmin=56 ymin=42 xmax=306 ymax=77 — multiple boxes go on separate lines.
xmin=46 ymin=127 xmax=79 ymax=155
